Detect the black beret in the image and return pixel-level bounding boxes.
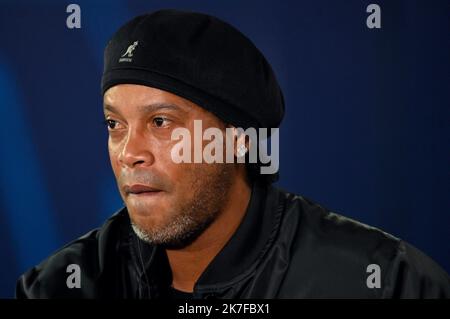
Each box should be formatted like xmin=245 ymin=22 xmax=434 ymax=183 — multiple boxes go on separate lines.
xmin=101 ymin=9 xmax=285 ymax=130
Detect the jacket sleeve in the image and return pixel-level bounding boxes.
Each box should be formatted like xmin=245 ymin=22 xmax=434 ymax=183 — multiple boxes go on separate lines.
xmin=382 ymin=240 xmax=450 ymax=298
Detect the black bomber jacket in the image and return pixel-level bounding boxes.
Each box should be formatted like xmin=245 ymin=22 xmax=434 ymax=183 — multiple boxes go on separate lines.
xmin=16 ymin=182 xmax=450 ymax=298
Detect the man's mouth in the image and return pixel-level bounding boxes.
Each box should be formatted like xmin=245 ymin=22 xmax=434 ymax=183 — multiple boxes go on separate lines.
xmin=124 ymin=184 xmax=163 ymax=196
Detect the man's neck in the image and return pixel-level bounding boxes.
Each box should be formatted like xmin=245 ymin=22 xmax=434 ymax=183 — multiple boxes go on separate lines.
xmin=165 ymin=175 xmax=251 ymax=293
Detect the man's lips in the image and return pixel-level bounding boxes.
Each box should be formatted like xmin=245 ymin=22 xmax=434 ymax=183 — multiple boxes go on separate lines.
xmin=124 ymin=184 xmax=163 ymax=195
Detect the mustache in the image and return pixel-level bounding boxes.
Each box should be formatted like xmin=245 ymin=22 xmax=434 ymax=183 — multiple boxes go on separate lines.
xmin=119 ymin=169 xmax=170 ymax=191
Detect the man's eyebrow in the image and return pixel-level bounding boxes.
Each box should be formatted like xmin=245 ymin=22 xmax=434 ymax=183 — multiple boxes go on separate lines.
xmin=103 ymin=104 xmax=120 ymax=115
xmin=103 ymin=102 xmax=188 ymax=115
xmin=137 ymin=102 xmax=188 ymax=114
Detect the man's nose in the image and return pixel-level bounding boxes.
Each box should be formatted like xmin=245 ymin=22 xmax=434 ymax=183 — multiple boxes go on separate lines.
xmin=118 ymin=128 xmax=155 ymax=168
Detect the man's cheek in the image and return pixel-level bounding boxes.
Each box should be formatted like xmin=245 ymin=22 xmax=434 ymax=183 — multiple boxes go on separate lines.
xmin=108 ymin=142 xmax=121 ymax=170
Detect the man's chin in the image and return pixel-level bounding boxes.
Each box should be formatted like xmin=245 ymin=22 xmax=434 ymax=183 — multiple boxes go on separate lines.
xmin=130 ymin=220 xmax=206 ymax=250
xmin=127 ymin=205 xmax=169 ymax=227
xmin=128 ymin=207 xmax=217 ymax=249
xmin=125 ymin=194 xmax=169 ymax=215
xmin=130 ymin=217 xmax=188 ymax=249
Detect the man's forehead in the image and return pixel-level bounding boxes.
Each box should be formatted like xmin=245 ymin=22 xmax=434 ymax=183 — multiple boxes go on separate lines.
xmin=102 ymin=85 xmax=227 ymax=125
xmin=103 ymin=84 xmax=194 ymax=113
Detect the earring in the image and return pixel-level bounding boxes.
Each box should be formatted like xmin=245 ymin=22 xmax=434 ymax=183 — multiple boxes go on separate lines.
xmin=237 ymin=144 xmax=247 ymax=158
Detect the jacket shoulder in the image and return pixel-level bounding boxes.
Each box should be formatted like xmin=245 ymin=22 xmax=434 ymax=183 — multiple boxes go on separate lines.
xmin=15 ymin=209 xmax=128 ymax=298
xmin=276 ymin=191 xmax=450 ymax=298
xmin=280 ymin=191 xmax=400 ymax=258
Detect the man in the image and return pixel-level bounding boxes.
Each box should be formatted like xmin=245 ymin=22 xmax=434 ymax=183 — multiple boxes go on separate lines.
xmin=16 ymin=9 xmax=449 ymax=298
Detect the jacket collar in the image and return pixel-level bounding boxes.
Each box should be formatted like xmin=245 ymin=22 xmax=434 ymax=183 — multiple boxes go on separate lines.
xmin=126 ymin=181 xmax=283 ymax=293
xmin=194 ymin=182 xmax=282 ymax=289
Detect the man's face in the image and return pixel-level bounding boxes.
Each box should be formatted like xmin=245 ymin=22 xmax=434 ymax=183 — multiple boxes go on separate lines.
xmin=103 ymin=84 xmax=233 ymax=248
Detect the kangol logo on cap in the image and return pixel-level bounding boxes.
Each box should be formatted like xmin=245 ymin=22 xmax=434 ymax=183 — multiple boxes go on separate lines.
xmin=119 ymin=41 xmax=139 ymax=62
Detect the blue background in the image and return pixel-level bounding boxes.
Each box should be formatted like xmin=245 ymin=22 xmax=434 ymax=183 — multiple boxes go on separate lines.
xmin=0 ymin=0 xmax=449 ymax=298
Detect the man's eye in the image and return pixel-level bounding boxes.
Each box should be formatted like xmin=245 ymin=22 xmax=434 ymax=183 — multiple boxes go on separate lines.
xmin=152 ymin=117 xmax=170 ymax=128
xmin=104 ymin=119 xmax=119 ymax=130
